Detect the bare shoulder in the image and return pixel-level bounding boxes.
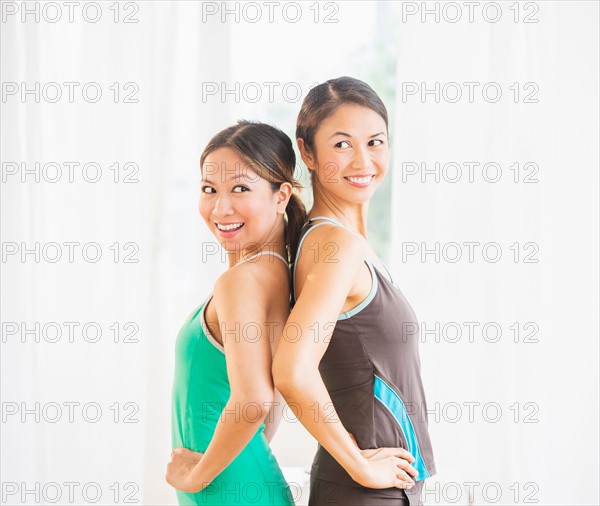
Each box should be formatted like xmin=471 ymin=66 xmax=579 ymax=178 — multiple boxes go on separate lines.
xmin=214 ymin=254 xmax=289 ymax=311
xmin=297 ymin=223 xmax=367 ymax=272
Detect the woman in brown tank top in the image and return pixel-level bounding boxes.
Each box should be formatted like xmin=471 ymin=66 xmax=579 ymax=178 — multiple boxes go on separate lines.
xmin=272 ymin=77 xmax=437 ymax=506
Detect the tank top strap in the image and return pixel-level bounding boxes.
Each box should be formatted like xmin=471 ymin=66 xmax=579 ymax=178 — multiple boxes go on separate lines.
xmin=306 ymin=215 xmax=360 ymax=235
xmin=375 ymin=260 xmax=398 ymax=288
xmin=237 ymin=250 xmax=289 ymax=269
xmin=293 ymin=216 xmax=360 ymax=263
xmin=292 ymin=216 xmax=364 ymax=304
xmin=308 ymin=216 xmax=397 ymax=287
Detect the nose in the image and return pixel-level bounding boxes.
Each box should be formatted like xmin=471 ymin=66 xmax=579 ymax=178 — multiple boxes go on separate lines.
xmin=351 ymin=145 xmax=373 ymax=171
xmin=213 ymin=192 xmax=234 ymax=217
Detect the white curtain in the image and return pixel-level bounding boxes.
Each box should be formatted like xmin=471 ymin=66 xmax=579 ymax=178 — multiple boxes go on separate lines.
xmin=391 ymin=2 xmax=599 ymax=505
xmin=2 ymin=2 xmax=598 ymax=506
xmin=2 ymin=3 xmax=234 ymax=505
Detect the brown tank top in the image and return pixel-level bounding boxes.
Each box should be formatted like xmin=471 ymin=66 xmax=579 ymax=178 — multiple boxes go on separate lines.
xmin=292 ymin=216 xmax=437 ymax=506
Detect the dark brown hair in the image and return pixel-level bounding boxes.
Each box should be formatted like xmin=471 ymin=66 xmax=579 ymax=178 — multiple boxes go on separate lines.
xmin=200 ymin=120 xmax=307 ymax=263
xmin=296 ymin=76 xmax=389 ymax=161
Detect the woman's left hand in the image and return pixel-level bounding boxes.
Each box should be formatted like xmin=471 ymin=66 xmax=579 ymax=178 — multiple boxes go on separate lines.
xmin=165 ymin=447 xmax=204 ymax=492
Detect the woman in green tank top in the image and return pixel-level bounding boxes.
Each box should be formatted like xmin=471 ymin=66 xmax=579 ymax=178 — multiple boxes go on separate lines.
xmin=166 ymin=121 xmax=307 ymax=505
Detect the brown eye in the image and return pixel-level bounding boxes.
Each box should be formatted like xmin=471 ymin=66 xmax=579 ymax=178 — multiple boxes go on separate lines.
xmin=232 ymin=185 xmax=250 ymax=193
xmin=335 ymin=140 xmax=351 ymax=148
xmin=202 ymin=186 xmax=216 ymax=194
xmin=369 ymin=139 xmax=384 ymax=146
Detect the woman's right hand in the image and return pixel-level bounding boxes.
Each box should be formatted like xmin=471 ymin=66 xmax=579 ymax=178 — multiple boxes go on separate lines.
xmin=349 ymin=434 xmax=418 ymax=489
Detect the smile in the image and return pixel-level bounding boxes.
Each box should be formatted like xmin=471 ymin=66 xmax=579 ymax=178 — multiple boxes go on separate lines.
xmin=216 ymin=222 xmax=244 ymax=231
xmin=344 ymin=175 xmax=375 ymax=186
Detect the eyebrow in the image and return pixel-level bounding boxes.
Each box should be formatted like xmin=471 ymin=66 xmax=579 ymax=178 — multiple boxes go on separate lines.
xmin=328 ymin=131 xmax=386 ymax=140
xmin=202 ymin=174 xmax=248 ymax=184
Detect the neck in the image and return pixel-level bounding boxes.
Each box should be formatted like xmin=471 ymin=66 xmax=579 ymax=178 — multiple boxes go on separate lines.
xmin=309 ymin=189 xmax=370 ymax=239
xmin=226 ymin=221 xmax=287 ymax=268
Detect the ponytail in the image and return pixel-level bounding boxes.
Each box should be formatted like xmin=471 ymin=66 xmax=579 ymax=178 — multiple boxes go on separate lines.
xmin=284 ymin=191 xmax=308 ymax=264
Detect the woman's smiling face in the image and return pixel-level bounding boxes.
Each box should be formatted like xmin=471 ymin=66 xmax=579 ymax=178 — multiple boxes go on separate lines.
xmin=306 ymin=103 xmax=389 ymax=204
xmin=199 ymin=147 xmax=283 ymax=253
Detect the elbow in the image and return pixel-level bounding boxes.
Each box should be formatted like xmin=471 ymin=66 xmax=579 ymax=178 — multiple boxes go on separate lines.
xmin=188 ymin=481 xmax=206 ymax=494
xmin=272 ymin=357 xmax=304 ymax=397
xmin=232 ymin=387 xmax=274 ymax=420
xmin=272 ymin=356 xmax=289 ymax=393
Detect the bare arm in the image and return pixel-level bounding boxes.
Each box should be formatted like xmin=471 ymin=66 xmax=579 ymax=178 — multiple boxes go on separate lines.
xmin=179 ymin=268 xmax=275 ymax=492
xmin=262 ymin=387 xmax=285 ymax=443
xmin=272 ymin=226 xmax=417 ymax=489
xmin=262 ymin=311 xmax=290 ymax=443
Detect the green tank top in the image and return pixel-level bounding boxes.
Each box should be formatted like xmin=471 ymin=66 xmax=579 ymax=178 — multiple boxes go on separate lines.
xmin=171 ymin=251 xmax=295 ymax=506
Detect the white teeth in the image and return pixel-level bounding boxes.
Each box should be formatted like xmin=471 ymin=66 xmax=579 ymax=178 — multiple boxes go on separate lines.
xmin=347 ymin=175 xmax=374 ymax=184
xmin=216 ymin=222 xmax=243 ymax=231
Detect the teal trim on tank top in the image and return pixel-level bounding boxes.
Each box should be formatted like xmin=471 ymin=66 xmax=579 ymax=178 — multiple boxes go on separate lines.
xmin=238 ymin=250 xmax=289 ymax=268
xmin=291 ymin=219 xmax=331 ymax=288
xmin=373 ymin=374 xmax=431 ymax=481
xmin=292 ymin=216 xmax=383 ymax=320
xmin=337 ymin=260 xmax=378 ymax=320
xmin=306 ymin=216 xmax=398 ymax=287
xmin=200 ymin=295 xmax=224 ymax=354
xmin=200 ymin=250 xmax=289 ymax=354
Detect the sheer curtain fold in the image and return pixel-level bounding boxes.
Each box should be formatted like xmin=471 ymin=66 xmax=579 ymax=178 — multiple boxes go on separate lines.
xmin=2 ymin=4 xmax=232 ymax=505
xmin=391 ymin=3 xmax=599 ymax=505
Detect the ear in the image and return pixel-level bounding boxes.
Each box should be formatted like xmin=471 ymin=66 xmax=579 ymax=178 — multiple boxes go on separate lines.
xmin=296 ymin=138 xmax=316 ymax=173
xmin=275 ymin=182 xmax=293 ymax=215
